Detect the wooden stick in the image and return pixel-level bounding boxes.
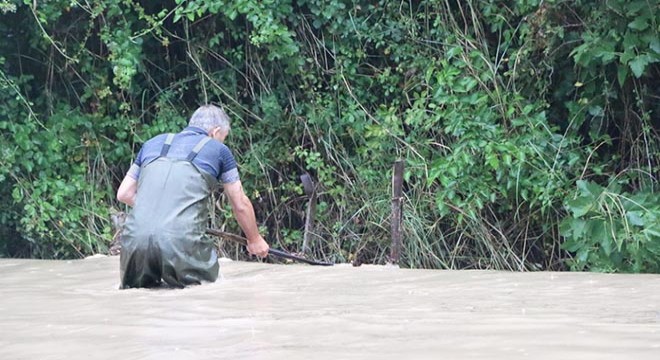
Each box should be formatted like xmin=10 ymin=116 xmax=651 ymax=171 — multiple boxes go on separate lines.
xmin=301 ymin=173 xmax=317 ymax=254
xmin=206 ymin=228 xmax=333 ymax=266
xmin=390 ymin=160 xmax=404 ymax=265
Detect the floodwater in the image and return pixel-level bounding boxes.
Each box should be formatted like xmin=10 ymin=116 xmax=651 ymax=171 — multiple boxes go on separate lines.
xmin=0 ymin=256 xmax=659 ymax=360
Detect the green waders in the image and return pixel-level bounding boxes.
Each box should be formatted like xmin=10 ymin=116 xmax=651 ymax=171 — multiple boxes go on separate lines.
xmin=120 ymin=134 xmax=219 ymax=289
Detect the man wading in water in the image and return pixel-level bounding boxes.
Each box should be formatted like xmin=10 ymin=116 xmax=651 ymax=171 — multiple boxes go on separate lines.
xmin=116 ymin=104 xmax=269 ymax=289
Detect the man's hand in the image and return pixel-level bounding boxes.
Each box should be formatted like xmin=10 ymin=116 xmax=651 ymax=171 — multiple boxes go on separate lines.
xmin=246 ymin=236 xmax=269 ymax=258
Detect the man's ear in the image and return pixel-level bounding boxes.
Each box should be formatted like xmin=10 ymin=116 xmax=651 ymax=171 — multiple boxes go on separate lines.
xmin=217 ymin=127 xmax=229 ymax=142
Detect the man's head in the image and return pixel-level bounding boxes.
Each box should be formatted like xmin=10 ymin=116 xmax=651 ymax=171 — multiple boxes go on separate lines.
xmin=189 ymin=104 xmax=231 ymax=142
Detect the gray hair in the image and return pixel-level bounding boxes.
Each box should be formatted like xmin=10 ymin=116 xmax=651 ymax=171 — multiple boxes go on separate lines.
xmin=188 ymin=104 xmax=231 ymax=132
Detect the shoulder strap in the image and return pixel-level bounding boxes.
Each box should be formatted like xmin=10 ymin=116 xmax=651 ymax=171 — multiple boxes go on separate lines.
xmin=186 ymin=136 xmax=213 ymax=162
xmin=159 ymin=133 xmax=176 ymax=157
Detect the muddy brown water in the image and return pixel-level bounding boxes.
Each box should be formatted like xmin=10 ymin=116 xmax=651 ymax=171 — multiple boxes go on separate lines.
xmin=0 ymin=256 xmax=659 ymax=360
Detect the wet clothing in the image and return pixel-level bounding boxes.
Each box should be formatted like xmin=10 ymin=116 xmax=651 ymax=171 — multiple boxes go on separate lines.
xmin=120 ymin=130 xmax=235 ymax=289
xmin=127 ymin=126 xmax=239 ymax=184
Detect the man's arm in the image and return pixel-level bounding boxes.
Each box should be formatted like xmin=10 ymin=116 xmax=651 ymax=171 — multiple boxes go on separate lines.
xmin=117 ymin=175 xmax=137 ymax=207
xmin=223 ymin=180 xmax=269 ymax=258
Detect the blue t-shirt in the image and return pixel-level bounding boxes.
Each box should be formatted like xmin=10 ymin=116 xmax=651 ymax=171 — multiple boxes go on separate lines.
xmin=127 ymin=126 xmax=240 ymax=184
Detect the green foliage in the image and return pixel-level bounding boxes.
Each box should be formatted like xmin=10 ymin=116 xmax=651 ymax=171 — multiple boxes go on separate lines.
xmin=0 ymin=100 xmax=121 ymax=256
xmin=423 ymin=48 xmax=582 ymax=220
xmin=561 ymin=180 xmax=660 ymax=272
xmin=0 ymin=0 xmax=15 ymax=13
xmin=556 ymin=0 xmax=659 ymax=190
xmin=570 ymin=0 xmax=659 ymax=81
xmin=173 ymin=0 xmax=299 ymax=61
xmin=0 ymin=0 xmax=657 ymax=272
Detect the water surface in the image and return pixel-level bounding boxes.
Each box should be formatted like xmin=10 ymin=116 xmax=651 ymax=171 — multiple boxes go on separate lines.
xmin=1 ymin=256 xmax=659 ymax=359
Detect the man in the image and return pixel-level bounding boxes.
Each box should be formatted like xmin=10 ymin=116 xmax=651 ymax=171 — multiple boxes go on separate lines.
xmin=116 ymin=104 xmax=269 ymax=289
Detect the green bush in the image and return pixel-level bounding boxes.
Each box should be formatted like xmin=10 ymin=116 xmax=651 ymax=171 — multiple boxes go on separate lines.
xmin=561 ymin=180 xmax=660 ymax=272
xmin=0 ymin=0 xmax=657 ymax=272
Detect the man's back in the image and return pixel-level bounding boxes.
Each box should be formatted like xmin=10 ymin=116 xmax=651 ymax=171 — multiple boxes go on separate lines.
xmin=129 ymin=126 xmax=239 ymax=184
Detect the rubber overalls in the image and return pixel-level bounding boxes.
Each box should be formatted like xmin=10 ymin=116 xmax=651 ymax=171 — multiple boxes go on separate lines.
xmin=120 ymin=134 xmax=219 ymax=288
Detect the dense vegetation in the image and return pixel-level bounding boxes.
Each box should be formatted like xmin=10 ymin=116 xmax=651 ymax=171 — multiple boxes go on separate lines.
xmin=1 ymin=0 xmax=658 ymax=272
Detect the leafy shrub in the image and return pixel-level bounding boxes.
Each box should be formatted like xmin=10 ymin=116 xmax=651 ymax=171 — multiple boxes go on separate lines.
xmin=561 ymin=180 xmax=660 ymax=272
xmin=0 ymin=0 xmax=657 ymax=273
